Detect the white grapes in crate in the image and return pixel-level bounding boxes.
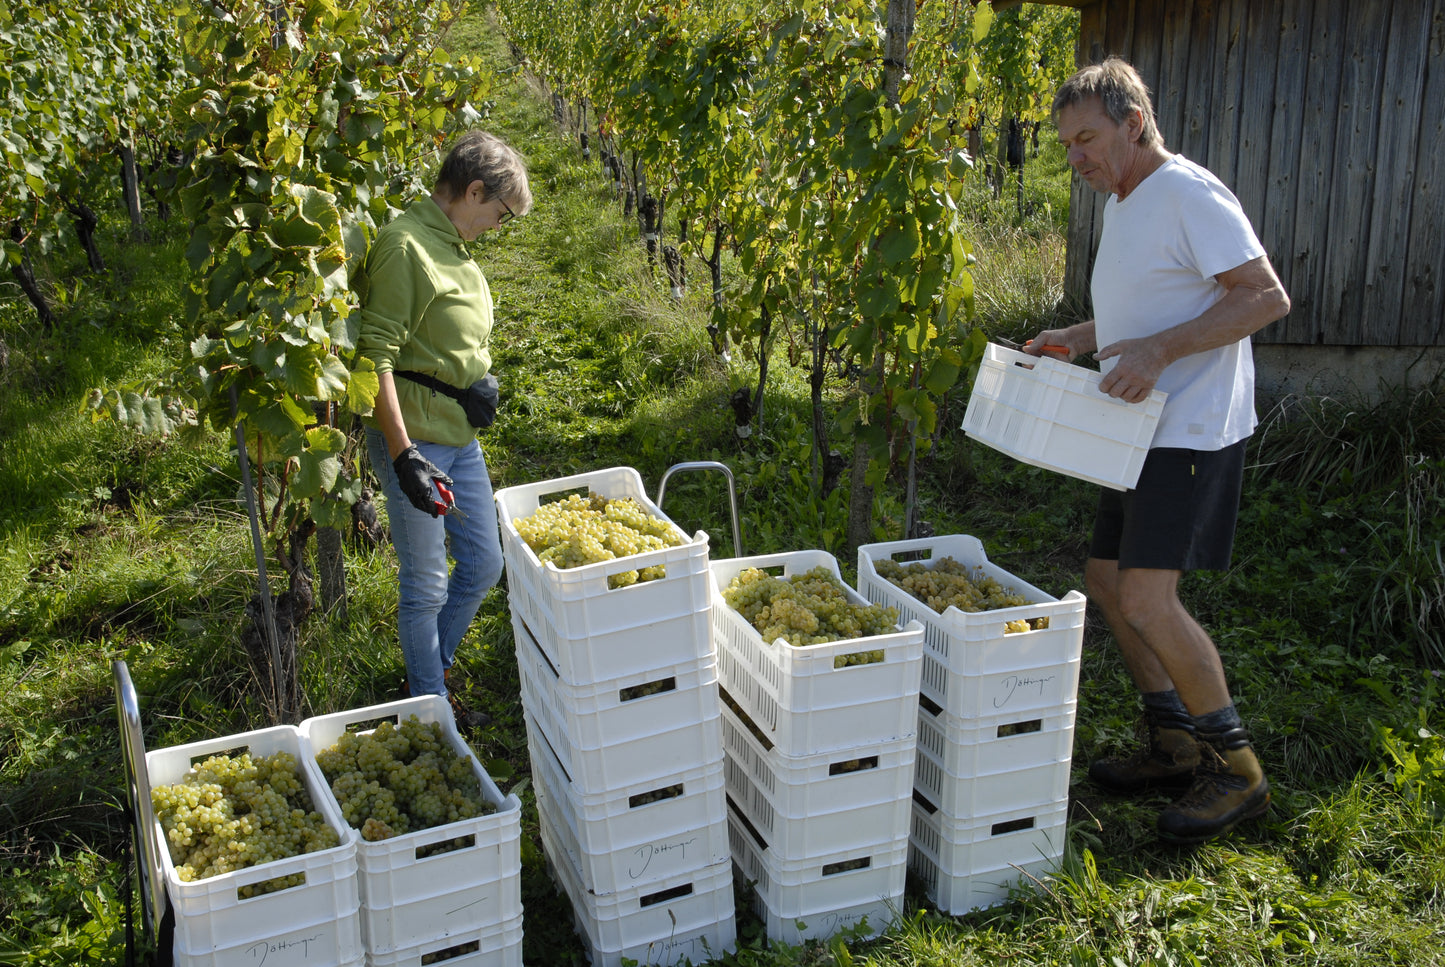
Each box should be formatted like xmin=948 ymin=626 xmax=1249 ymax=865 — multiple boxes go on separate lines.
xmin=513 ymin=492 xmax=685 ymax=588
xmin=872 ymin=556 xmax=1048 ymax=633
xmin=314 ymin=715 xmax=495 ymax=845
xmin=149 ymin=750 xmax=340 ymax=894
xmin=721 ymin=565 xmax=899 ymax=665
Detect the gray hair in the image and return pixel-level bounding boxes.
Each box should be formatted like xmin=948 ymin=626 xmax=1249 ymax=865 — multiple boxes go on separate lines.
xmin=1052 ymin=56 xmax=1163 ymax=149
xmin=435 ymin=130 xmax=533 ymax=214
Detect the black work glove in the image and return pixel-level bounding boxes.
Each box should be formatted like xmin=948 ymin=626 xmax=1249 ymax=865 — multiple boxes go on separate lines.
xmin=392 ymin=444 xmax=452 ymax=517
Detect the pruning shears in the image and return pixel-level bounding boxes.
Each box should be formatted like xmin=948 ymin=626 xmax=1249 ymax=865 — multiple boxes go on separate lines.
xmin=434 ymin=481 xmax=468 ymax=521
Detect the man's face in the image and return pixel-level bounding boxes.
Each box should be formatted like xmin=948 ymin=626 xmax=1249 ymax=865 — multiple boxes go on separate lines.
xmin=1056 ymin=97 xmax=1142 ymax=197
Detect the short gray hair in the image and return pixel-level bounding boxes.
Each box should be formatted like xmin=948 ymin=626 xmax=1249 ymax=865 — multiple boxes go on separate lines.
xmin=1052 ymin=56 xmax=1163 ymax=149
xmin=435 ymin=130 xmax=533 ymax=214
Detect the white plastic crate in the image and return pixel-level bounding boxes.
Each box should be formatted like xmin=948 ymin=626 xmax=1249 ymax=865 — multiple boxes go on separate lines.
xmin=527 ymin=716 xmax=730 ymax=895
xmin=144 ymin=726 xmax=362 ymax=967
xmin=364 ymin=914 xmax=523 ymax=967
xmin=961 ymin=342 xmax=1167 ymax=490
xmin=539 ymin=810 xmax=737 ymax=967
xmin=908 ymin=799 xmax=1067 ymax=915
xmin=727 ymin=810 xmax=905 ymax=945
xmin=709 ymin=550 xmax=924 ymax=757
xmin=513 ymin=612 xmax=724 ymax=793
xmin=298 ymin=698 xmax=523 ymax=956
xmin=495 ymin=467 xmax=714 ymax=685
xmin=857 ymin=536 xmax=1085 ymax=719
xmin=720 ymin=702 xmax=913 ymax=861
xmin=914 ymin=701 xmax=1076 ymax=819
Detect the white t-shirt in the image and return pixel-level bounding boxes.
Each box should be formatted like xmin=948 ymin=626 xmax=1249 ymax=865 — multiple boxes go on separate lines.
xmin=1091 ymin=155 xmax=1266 ymax=450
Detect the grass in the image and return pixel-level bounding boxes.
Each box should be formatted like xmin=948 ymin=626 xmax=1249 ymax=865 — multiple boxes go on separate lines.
xmin=2 ymin=6 xmax=1443 ymax=966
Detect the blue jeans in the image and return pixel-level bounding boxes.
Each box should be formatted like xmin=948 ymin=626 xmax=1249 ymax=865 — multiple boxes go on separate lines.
xmin=365 ymin=429 xmax=504 ymax=698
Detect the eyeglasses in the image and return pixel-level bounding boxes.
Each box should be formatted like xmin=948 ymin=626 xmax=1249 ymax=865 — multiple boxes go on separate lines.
xmin=497 ymin=198 xmax=516 ymax=226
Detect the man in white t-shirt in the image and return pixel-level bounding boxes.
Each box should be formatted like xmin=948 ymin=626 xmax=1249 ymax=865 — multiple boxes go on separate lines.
xmin=1025 ymin=57 xmax=1290 ymax=845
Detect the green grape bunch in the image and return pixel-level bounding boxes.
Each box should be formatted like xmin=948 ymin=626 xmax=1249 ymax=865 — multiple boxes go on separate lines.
xmin=513 ymin=493 xmax=686 ymax=588
xmin=873 ymin=556 xmax=1049 ymax=633
xmin=313 ymin=716 xmax=495 ymax=843
xmin=150 ymin=750 xmax=341 ymax=895
xmin=722 ymin=565 xmax=899 ymax=665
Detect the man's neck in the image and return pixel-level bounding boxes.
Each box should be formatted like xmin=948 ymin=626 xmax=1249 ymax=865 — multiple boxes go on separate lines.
xmin=1116 ymin=145 xmax=1172 ymax=201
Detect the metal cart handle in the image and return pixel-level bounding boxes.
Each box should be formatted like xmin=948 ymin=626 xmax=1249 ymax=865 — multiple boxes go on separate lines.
xmin=655 ymin=460 xmax=743 ymax=559
xmin=113 ymin=659 xmax=168 ymax=940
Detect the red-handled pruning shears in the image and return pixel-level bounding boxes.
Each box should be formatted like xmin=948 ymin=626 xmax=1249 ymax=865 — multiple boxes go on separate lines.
xmin=434 ymin=482 xmax=469 ymax=521
xmin=1024 ymin=339 xmax=1071 ymax=356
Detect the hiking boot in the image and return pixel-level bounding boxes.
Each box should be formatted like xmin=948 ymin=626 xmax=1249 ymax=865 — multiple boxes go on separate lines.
xmin=1157 ymin=727 xmax=1270 ymax=845
xmin=1089 ymin=710 xmax=1200 ymax=794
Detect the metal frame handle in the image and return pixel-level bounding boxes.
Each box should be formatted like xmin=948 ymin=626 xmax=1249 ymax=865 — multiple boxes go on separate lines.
xmin=655 ymin=460 xmax=743 ymax=559
xmin=113 ymin=659 xmax=168 ymax=940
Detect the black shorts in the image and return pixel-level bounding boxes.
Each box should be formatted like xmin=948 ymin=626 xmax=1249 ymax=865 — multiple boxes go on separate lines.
xmin=1089 ymin=440 xmax=1247 ymax=572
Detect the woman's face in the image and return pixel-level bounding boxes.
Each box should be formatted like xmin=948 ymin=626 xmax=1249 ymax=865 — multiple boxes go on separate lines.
xmin=450 ymin=181 xmax=516 ymax=240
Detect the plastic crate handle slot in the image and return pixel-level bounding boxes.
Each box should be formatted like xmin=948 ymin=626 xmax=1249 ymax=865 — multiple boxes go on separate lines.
xmin=918 ymin=693 xmax=945 ymax=718
xmin=827 ymin=755 xmax=879 ymax=776
xmin=341 ymin=715 xmax=402 ymax=735
xmin=640 ymin=882 xmax=695 ymax=907
xmin=628 ymin=782 xmax=683 ymax=809
xmin=991 ymin=816 xmax=1037 ymax=836
xmin=420 ymin=938 xmax=481 ymax=963
xmin=820 ymin=856 xmax=871 ymax=876
xmin=619 ymin=676 xmax=677 ymax=702
xmin=997 ymin=718 xmax=1043 ymax=738
xmin=236 ymin=870 xmax=308 ymax=900
xmin=414 ymin=831 xmax=476 ymax=861
xmin=912 ymin=789 xmax=940 ymax=816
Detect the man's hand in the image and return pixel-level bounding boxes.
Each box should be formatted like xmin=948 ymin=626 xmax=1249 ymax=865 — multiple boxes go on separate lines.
xmin=393 ymin=445 xmax=452 ymax=517
xmin=1096 ymin=337 xmax=1170 ymax=402
xmin=1023 ymin=321 xmax=1096 ymax=362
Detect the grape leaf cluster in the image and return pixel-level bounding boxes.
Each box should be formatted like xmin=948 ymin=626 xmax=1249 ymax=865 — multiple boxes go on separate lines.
xmin=150 ymin=750 xmax=340 ymax=894
xmin=513 ymin=493 xmax=685 ymax=588
xmin=722 ymin=565 xmax=899 ymax=664
xmin=313 ymin=716 xmax=494 ymax=843
xmin=873 ymin=556 xmax=1048 ymax=633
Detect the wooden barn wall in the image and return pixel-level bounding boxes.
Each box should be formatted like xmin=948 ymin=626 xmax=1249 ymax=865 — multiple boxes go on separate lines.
xmin=1063 ymin=0 xmax=1445 ymax=347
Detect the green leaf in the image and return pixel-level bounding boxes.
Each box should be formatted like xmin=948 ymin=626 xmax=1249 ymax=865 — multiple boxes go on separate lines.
xmin=877 ymin=215 xmax=922 ymax=268
xmin=923 ymin=348 xmax=963 ymax=394
xmin=974 ymin=2 xmax=996 ymax=43
xmin=856 ymin=275 xmax=900 ymax=319
xmin=206 ymin=249 xmax=247 ymax=312
xmin=292 ymin=449 xmax=340 ymax=499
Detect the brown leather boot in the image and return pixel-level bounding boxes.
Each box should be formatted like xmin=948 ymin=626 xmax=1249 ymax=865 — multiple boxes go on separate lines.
xmin=1089 ymin=710 xmax=1200 ymax=794
xmin=1157 ymin=727 xmax=1270 ymax=845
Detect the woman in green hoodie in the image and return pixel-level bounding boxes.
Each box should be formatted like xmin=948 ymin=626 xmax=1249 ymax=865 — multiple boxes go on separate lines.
xmin=355 ymin=131 xmax=532 ymax=721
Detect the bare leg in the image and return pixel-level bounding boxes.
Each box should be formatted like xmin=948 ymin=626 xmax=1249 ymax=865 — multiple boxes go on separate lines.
xmin=1109 ymin=565 xmax=1230 ymax=715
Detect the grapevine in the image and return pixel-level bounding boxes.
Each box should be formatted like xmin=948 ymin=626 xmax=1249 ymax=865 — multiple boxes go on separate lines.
xmin=722 ymin=565 xmax=898 ymax=666
xmin=149 ymin=750 xmax=340 ymax=895
xmin=513 ymin=493 xmax=685 ymax=588
xmin=313 ymin=716 xmax=495 ymax=844
xmin=873 ymin=556 xmax=1048 ymax=633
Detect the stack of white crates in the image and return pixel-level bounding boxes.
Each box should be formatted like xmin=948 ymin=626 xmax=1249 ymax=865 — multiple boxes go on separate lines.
xmin=494 ymin=467 xmax=737 ymax=967
xmin=857 ymin=535 xmax=1086 ymax=915
xmin=144 ymin=725 xmax=364 ymax=967
xmin=709 ymin=550 xmax=925 ymax=944
xmin=299 ymin=697 xmax=524 ymax=967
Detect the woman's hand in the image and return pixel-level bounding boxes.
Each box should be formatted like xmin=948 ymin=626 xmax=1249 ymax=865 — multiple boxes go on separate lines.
xmin=393 ymin=445 xmax=453 ymax=517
